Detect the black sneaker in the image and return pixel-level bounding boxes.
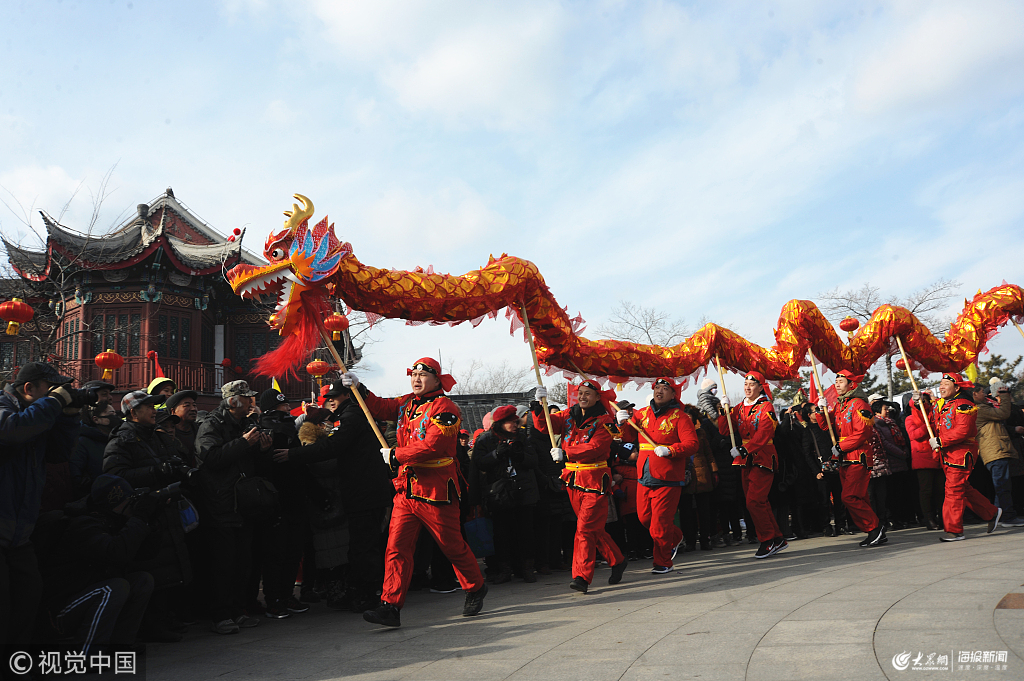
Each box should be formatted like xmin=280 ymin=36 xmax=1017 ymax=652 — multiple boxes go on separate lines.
xmin=754 ymin=541 xmax=772 ymax=559
xmin=569 ymin=577 xmax=589 ymax=593
xmin=363 ymin=602 xmax=401 ymax=628
xmin=988 ymin=508 xmax=1003 ymax=534
xmin=768 ymin=537 xmax=789 ymax=556
xmin=265 ymin=606 xmax=291 ymax=620
xmin=286 ymin=597 xmax=309 ymax=614
xmin=608 ymin=560 xmax=628 ymax=585
xmin=868 ymin=527 xmax=887 ymax=546
xmin=650 ymin=565 xmax=672 ymax=575
xmin=670 ymin=539 xmax=684 ymax=561
xmin=940 ymin=532 xmax=965 ymax=542
xmin=430 ymin=582 xmax=460 ymax=594
xmin=462 ymin=583 xmax=488 ymax=616
xmin=859 ymin=527 xmax=881 ymax=547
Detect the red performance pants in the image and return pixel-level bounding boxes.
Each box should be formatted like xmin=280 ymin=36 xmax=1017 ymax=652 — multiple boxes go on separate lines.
xmin=568 ymin=488 xmax=624 ymax=584
xmin=637 ymin=484 xmax=683 ymax=567
xmin=381 ymin=494 xmax=484 ymax=609
xmin=742 ymin=466 xmax=781 ymax=543
xmin=840 ymin=464 xmax=879 ymax=533
xmin=942 ymin=465 xmax=997 ymax=535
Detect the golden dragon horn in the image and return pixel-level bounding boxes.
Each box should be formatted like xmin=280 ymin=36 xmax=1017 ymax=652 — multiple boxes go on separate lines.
xmin=281 ymin=193 xmax=314 ymax=235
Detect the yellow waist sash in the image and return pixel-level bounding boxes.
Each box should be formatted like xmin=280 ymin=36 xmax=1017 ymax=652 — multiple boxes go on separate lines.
xmin=564 ymin=461 xmax=609 ymax=471
xmin=410 ymin=458 xmax=454 ymax=468
xmin=639 ymin=443 xmax=656 ymax=452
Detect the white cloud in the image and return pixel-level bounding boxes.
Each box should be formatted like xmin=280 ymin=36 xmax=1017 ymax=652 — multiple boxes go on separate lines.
xmin=854 ymin=1 xmax=1024 ymax=114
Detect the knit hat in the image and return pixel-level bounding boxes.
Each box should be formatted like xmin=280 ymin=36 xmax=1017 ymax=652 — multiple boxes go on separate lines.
xmin=700 ymin=378 xmax=716 ymax=391
xmin=259 ymin=388 xmax=290 ymax=412
xmin=515 ymin=404 xmax=529 ymax=418
xmin=492 ymin=405 xmax=518 ymax=424
xmin=91 ymin=474 xmax=134 ymax=509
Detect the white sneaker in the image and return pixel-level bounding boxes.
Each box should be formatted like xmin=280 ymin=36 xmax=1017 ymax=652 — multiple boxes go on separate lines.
xmin=1000 ymin=517 xmax=1024 ymax=528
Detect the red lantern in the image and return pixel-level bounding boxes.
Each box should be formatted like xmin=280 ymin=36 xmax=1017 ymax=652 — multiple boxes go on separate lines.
xmin=306 ymin=359 xmax=330 ymax=386
xmin=0 ymin=298 xmax=34 ymax=336
xmin=839 ymin=316 xmax=860 ymax=341
xmin=895 ymin=358 xmax=907 ymax=372
xmin=95 ymin=349 xmax=124 ymax=381
xmin=324 ymin=313 xmax=350 ymax=341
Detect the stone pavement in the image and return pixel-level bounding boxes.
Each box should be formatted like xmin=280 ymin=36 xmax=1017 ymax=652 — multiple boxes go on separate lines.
xmin=147 ymin=523 xmax=1024 ymax=681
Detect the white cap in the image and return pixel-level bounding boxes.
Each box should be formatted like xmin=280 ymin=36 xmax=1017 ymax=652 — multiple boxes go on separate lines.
xmin=868 ymin=393 xmax=884 ymax=403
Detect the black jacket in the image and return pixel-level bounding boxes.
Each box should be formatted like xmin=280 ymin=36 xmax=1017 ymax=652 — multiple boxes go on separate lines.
xmin=194 ymin=402 xmax=260 ymax=527
xmin=285 ymin=399 xmax=394 ymax=513
xmin=472 ymin=428 xmax=540 ymax=507
xmin=34 ymin=501 xmax=150 ymax=610
xmin=258 ymin=410 xmax=310 ymax=515
xmin=102 ymin=420 xmax=184 ymax=490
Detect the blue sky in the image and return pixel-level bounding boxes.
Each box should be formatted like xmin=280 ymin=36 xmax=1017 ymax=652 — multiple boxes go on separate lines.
xmin=3 ymin=1 xmax=1024 ymax=402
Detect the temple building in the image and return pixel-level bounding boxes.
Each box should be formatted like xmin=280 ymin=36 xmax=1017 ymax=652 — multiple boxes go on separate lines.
xmin=1 ymin=187 xmax=335 ymax=404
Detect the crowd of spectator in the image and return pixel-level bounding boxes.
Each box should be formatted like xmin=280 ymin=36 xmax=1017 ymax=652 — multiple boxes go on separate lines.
xmin=3 ymin=360 xmax=1023 ymax=657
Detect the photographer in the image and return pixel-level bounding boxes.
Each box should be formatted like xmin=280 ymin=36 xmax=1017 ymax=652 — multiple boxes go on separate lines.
xmin=35 ymin=474 xmax=157 ymax=654
xmin=273 ymin=382 xmax=394 ymax=614
xmin=1 ymin=361 xmax=90 ymax=648
xmin=195 ymin=380 xmax=271 ymax=635
xmin=472 ymin=405 xmax=540 ymax=584
xmin=165 ymin=390 xmax=200 ymax=467
xmin=103 ymin=391 xmax=189 ymax=489
xmin=70 ymin=402 xmax=119 ymax=496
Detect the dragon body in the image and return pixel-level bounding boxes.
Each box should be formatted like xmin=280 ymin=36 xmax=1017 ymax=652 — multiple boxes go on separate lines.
xmin=227 ymin=194 xmax=1024 ymax=386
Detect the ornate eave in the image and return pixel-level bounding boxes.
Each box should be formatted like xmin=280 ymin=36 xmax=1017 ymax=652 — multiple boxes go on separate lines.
xmin=8 ymin=189 xmax=264 ymax=279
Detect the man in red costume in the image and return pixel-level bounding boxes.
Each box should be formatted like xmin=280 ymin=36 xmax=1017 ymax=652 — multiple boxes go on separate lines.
xmin=718 ymin=372 xmax=787 ymax=558
xmin=616 ymin=378 xmax=699 ymax=574
xmin=534 ymin=380 xmax=627 ymax=593
xmin=918 ymin=372 xmax=1000 ymax=541
xmin=815 ymin=369 xmax=886 ymax=547
xmin=342 ymin=358 xmax=487 ymax=627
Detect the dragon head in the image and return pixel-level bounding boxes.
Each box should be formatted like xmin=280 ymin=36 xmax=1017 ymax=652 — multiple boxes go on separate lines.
xmin=226 ymin=194 xmax=352 ymax=337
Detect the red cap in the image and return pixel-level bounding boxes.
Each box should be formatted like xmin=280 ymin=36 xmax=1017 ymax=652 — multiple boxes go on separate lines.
xmin=652 ymin=377 xmax=681 ymax=400
xmin=491 ymin=405 xmax=518 ymax=424
xmin=744 ymin=371 xmax=773 ymax=401
xmin=836 ymin=369 xmax=866 ymax=385
xmin=407 ymin=357 xmax=457 ymax=392
xmin=578 ymin=379 xmax=617 ymax=405
xmin=941 ymin=372 xmax=973 ymax=389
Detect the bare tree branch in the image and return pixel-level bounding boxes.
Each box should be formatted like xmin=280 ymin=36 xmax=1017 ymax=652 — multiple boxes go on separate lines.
xmin=597 ymin=300 xmax=691 ymax=346
xmin=449 ymin=359 xmax=535 ymax=395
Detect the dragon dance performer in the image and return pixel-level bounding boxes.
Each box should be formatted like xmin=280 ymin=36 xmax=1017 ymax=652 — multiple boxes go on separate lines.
xmin=718 ymin=372 xmax=787 ymax=558
xmin=815 ymin=370 xmax=886 ymax=547
xmin=534 ymin=381 xmax=627 ymax=593
xmin=616 ymin=378 xmax=699 ymax=574
xmin=918 ymin=373 xmax=1001 ymax=542
xmin=341 ymin=358 xmax=487 ymax=627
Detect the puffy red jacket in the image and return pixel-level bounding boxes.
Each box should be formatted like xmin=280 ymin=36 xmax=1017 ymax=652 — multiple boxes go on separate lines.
xmin=904 ymin=401 xmax=940 ymax=470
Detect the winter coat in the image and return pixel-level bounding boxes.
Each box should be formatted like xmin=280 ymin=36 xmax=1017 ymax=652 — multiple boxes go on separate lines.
xmin=472 ymin=428 xmax=540 ymax=507
xmin=526 ymin=416 xmax=571 ymax=516
xmin=905 ymin=400 xmax=941 ymax=469
xmin=696 ymin=386 xmax=721 ymax=422
xmin=976 ymin=392 xmax=1018 ymax=465
xmin=682 ymin=410 xmax=718 ymax=494
xmin=285 ymin=399 xmax=395 ymax=513
xmin=70 ymin=424 xmax=109 ymax=491
xmin=872 ymin=418 xmax=909 ymax=477
xmin=799 ymin=420 xmax=831 ymax=474
xmin=776 ymin=414 xmax=817 ymax=503
xmin=194 ymin=402 xmax=261 ymax=527
xmin=0 ymin=385 xmax=81 ymax=549
xmin=102 ymin=420 xmax=184 ymax=490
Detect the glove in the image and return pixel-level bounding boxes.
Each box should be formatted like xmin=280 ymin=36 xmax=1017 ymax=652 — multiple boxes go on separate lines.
xmin=615 ymin=410 xmax=630 ymax=424
xmin=929 ymin=436 xmax=941 ymax=451
xmin=48 ymin=385 xmax=78 ymax=409
xmin=912 ymin=390 xmax=922 ymax=403
xmin=654 ymin=446 xmax=671 ymax=458
xmin=830 ymin=444 xmax=843 ymax=460
xmin=80 ymin=386 xmax=100 ymax=406
xmin=154 ymin=462 xmax=176 ymax=481
xmin=130 ymin=493 xmax=162 ymax=520
xmin=730 ymin=446 xmax=748 ymax=460
xmin=341 ymin=372 xmax=360 ymax=388
xmin=380 ymin=448 xmax=393 ymax=465
xmin=550 ymin=447 xmax=565 ymax=462
xmin=720 ymin=395 xmax=730 ymax=410
xmin=534 ymin=386 xmax=548 ymax=401
xmin=817 ymin=396 xmax=827 ymax=409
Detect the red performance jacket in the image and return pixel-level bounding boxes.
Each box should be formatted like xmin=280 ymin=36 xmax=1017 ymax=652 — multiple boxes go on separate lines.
xmin=816 ymin=392 xmax=874 ymax=467
xmin=718 ymin=395 xmax=777 ymax=471
xmin=621 ymin=402 xmax=699 ymax=483
xmin=364 ymin=389 xmax=462 ymax=505
xmin=534 ymin=405 xmax=614 ymax=494
xmin=930 ymin=394 xmax=979 ymax=469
